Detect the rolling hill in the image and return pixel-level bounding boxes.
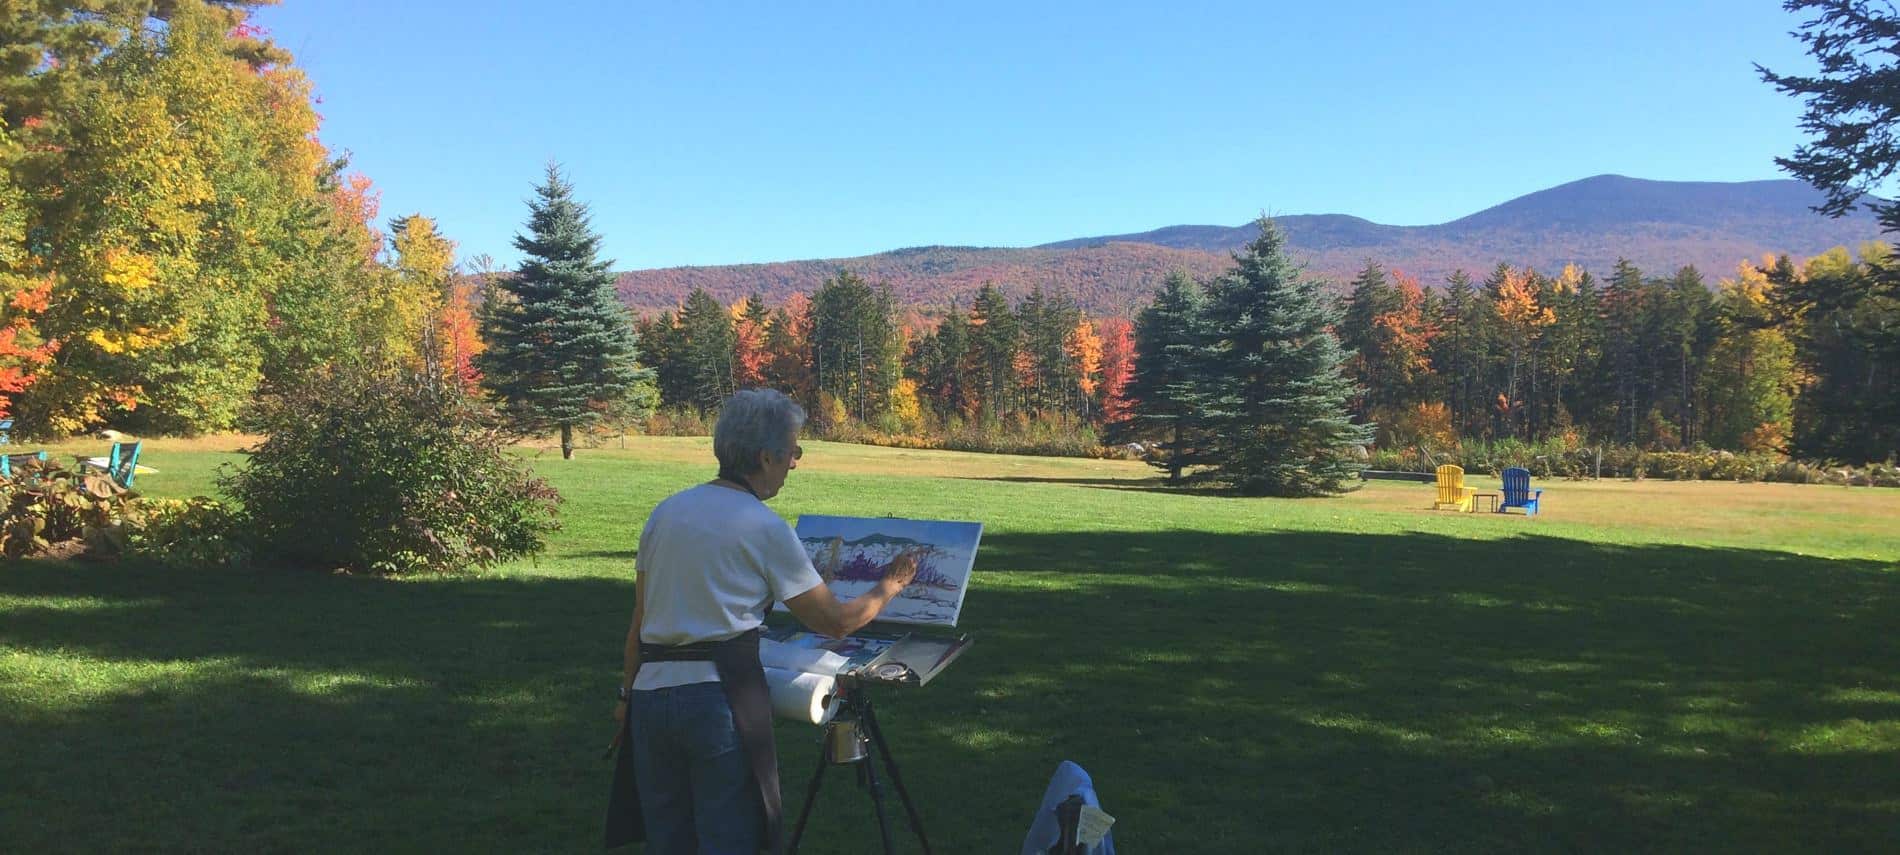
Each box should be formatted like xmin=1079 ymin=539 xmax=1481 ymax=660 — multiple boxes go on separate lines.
xmin=613 ymin=175 xmax=1884 ymax=317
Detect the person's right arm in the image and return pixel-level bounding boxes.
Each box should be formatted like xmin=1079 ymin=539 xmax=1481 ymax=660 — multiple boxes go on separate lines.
xmin=784 ymin=551 xmax=918 ymax=639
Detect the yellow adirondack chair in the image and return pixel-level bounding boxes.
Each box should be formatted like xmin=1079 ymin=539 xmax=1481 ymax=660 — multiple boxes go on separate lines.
xmin=1432 ymin=464 xmax=1476 ymax=511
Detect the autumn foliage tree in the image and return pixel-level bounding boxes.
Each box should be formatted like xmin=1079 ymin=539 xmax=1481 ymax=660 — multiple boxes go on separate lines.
xmin=2 ymin=0 xmax=389 ymax=435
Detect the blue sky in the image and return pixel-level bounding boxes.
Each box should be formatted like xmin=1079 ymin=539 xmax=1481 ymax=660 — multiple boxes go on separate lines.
xmin=254 ymin=1 xmax=1819 ymax=270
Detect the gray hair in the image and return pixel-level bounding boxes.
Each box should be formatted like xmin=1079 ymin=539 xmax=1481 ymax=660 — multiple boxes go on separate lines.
xmin=713 ymin=389 xmax=807 ymax=475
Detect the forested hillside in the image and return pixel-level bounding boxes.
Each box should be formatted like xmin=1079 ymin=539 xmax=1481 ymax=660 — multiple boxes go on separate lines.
xmin=615 ymin=176 xmax=1882 ymax=315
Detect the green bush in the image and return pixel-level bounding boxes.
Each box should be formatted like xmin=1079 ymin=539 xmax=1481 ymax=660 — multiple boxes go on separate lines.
xmin=128 ymin=497 xmax=248 ymax=568
xmin=225 ymin=367 xmax=561 ymax=575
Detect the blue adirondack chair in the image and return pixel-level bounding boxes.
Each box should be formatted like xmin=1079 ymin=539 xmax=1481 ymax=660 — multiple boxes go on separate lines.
xmin=0 ymin=449 xmax=46 ymax=480
xmin=105 ymin=440 xmax=142 ymax=489
xmin=0 ymin=418 xmax=13 ymax=445
xmin=1500 ymin=467 xmax=1541 ymax=516
xmin=81 ymin=440 xmax=142 ymax=488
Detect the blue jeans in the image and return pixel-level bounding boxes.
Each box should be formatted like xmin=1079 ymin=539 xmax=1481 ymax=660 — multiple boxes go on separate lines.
xmin=630 ymin=681 xmax=764 ymax=855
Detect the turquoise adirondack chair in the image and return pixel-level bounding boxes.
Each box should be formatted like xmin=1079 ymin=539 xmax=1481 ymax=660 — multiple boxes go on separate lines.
xmin=81 ymin=440 xmax=142 ymax=488
xmin=104 ymin=440 xmax=142 ymax=488
xmin=1500 ymin=467 xmax=1541 ymax=516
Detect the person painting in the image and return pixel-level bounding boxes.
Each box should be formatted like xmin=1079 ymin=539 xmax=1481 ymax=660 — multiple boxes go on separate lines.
xmin=605 ymin=388 xmax=918 ymax=854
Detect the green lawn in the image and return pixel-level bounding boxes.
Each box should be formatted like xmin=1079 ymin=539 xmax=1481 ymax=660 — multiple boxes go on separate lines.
xmin=3 ymin=437 xmax=1898 ymax=852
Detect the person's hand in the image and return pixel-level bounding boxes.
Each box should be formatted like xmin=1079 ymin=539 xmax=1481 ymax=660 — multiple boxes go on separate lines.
xmin=879 ymin=549 xmax=920 ymax=593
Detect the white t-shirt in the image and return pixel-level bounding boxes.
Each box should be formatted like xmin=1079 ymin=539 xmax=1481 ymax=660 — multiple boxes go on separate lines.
xmin=633 ymin=484 xmax=825 ymax=690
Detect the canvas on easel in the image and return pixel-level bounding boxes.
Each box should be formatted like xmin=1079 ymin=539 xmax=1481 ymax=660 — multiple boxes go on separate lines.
xmin=792 ymin=515 xmax=982 ymax=628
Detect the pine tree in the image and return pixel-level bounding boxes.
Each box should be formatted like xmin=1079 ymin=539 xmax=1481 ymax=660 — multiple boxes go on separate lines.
xmin=1113 ymin=270 xmax=1209 ymax=483
xmin=675 ymin=287 xmax=736 ymax=414
xmin=1432 ymin=269 xmax=1491 ymax=439
xmin=1197 ymin=219 xmax=1370 ymax=496
xmin=966 ymin=282 xmax=1019 ymax=420
xmin=478 ymin=164 xmax=647 ymax=459
xmin=1598 ymin=259 xmax=1648 ymax=442
xmin=910 ymin=303 xmax=974 ymax=420
xmin=1339 ymin=261 xmax=1397 ymax=419
xmin=808 ymin=270 xmax=899 ymax=425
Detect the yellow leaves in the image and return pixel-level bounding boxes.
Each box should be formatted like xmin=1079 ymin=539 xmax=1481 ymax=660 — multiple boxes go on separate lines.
xmin=890 ymin=378 xmax=924 ymax=431
xmin=84 ymin=327 xmax=166 ymax=356
xmin=1554 ymin=263 xmax=1585 ymax=296
xmin=100 ymin=248 xmax=159 ymax=290
xmin=1492 ymin=266 xmax=1554 ymax=330
xmin=1721 ymin=258 xmax=1775 ymax=308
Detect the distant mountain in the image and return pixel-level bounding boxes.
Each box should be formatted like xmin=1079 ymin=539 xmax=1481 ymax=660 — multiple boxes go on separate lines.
xmin=613 ymin=175 xmax=1884 ymax=317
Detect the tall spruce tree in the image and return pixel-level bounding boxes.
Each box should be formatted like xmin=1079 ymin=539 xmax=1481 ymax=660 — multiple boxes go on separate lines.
xmin=479 ymin=165 xmax=647 ymax=459
xmin=1197 ymin=219 xmax=1371 ymax=496
xmin=1112 ymin=269 xmax=1209 ymax=483
xmin=966 ymin=282 xmax=1020 ymax=419
xmin=675 ymin=287 xmax=736 ymax=415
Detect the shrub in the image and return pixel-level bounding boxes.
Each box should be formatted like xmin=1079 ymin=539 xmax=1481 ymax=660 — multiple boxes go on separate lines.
xmin=639 ymin=407 xmax=713 ymax=437
xmin=128 ymin=497 xmax=248 ymax=569
xmin=0 ymin=458 xmax=146 ymax=558
xmin=226 ymin=367 xmax=561 ymax=575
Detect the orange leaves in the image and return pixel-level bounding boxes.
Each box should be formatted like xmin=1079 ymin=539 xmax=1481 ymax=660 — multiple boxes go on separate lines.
xmin=732 ymin=314 xmax=768 ymax=388
xmin=436 ymin=279 xmax=483 ymax=393
xmin=1377 ymin=269 xmax=1436 ymax=374
xmin=0 ymin=278 xmax=58 ymax=420
xmin=9 ymin=279 xmax=51 ymax=313
xmin=1069 ymin=318 xmax=1103 ymax=397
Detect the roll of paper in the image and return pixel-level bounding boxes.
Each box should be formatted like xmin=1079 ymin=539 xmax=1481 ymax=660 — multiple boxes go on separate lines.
xmin=764 ymin=666 xmax=839 ymax=726
xmin=760 ymin=640 xmax=848 ymax=676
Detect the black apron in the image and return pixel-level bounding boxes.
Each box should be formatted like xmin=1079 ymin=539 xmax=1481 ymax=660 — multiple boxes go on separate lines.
xmin=604 ymin=628 xmax=783 ymax=853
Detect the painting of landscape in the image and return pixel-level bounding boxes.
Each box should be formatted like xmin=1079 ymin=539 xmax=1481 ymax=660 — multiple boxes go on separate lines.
xmin=792 ymin=515 xmax=983 ymax=627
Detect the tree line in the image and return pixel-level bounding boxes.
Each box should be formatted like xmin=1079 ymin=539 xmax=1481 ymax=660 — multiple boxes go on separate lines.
xmin=634 ymin=275 xmax=1140 ymax=439
xmin=1322 ymin=247 xmax=1895 ymax=465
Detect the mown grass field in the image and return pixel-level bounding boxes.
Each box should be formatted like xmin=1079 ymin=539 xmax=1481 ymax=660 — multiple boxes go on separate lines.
xmin=3 ymin=436 xmax=1898 ymax=852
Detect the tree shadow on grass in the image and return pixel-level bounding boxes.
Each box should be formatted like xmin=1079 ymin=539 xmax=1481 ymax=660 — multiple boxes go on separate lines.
xmin=1 ymin=531 xmax=1897 ymax=852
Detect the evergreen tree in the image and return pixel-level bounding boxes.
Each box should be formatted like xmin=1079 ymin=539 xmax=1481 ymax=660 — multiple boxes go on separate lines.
xmin=634 ymin=311 xmax=689 ymax=407
xmin=808 ymin=270 xmax=900 ymax=425
xmin=1339 ymin=261 xmax=1398 ymax=420
xmin=1432 ymin=269 xmax=1492 ymax=438
xmin=1197 ymin=220 xmax=1371 ymax=495
xmin=675 ymin=287 xmax=736 ymax=414
xmin=1773 ymin=245 xmax=1900 ymax=462
xmin=966 ymin=282 xmax=1020 ymax=419
xmin=1661 ymin=266 xmax=1715 ymax=446
xmin=1017 ymin=286 xmax=1084 ymax=416
xmin=1597 ymin=259 xmax=1648 ymax=441
xmin=1541 ymin=264 xmax=1600 ymax=436
xmin=909 ymin=303 xmax=974 ymax=420
xmin=741 ymin=292 xmax=771 ymax=328
xmin=1113 ymin=270 xmax=1209 ymax=483
xmin=478 ymin=165 xmax=647 ymax=459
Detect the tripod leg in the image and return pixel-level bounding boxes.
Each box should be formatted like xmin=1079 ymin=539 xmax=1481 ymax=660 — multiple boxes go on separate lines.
xmin=788 ymin=748 xmax=829 ymax=855
xmin=862 ymin=702 xmax=934 ymax=855
xmin=860 ymin=748 xmax=897 ymax=855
